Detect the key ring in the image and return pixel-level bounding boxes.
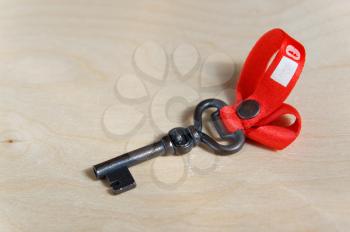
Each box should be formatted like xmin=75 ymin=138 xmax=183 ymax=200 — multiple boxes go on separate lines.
xmin=192 ymin=98 xmax=245 ymax=155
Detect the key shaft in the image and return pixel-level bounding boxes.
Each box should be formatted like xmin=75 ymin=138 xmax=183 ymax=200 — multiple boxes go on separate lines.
xmin=93 ymin=139 xmax=172 ymax=179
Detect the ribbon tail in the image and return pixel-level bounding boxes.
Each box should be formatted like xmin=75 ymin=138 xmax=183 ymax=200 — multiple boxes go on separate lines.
xmin=245 ymin=103 xmax=302 ymax=150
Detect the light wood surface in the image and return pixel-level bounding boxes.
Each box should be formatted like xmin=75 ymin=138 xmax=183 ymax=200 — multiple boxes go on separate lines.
xmin=0 ymin=1 xmax=349 ymax=231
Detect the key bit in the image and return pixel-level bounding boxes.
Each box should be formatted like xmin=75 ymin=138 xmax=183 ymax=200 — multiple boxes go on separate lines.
xmin=106 ymin=166 xmax=135 ymax=194
xmin=93 ymin=99 xmax=245 ymax=194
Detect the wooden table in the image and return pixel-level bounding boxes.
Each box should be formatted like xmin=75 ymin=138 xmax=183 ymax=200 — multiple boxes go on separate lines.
xmin=0 ymin=1 xmax=349 ymax=231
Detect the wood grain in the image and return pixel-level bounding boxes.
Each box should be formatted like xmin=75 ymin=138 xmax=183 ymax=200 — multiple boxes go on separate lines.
xmin=0 ymin=0 xmax=349 ymax=231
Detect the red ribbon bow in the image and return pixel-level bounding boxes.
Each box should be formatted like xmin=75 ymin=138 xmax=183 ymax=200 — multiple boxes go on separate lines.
xmin=220 ymin=28 xmax=306 ymax=149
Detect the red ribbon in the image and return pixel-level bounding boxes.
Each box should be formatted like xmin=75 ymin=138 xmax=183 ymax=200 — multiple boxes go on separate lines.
xmin=220 ymin=28 xmax=306 ymax=150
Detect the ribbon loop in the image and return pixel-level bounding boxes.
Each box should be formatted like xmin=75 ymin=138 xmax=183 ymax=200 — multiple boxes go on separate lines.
xmin=220 ymin=28 xmax=305 ymax=150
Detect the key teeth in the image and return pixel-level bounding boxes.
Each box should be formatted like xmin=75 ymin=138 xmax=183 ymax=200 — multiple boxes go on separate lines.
xmin=111 ymin=181 xmax=136 ymax=194
xmin=105 ymin=166 xmax=137 ymax=194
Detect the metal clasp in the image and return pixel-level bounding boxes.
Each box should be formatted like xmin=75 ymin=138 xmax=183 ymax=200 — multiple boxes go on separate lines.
xmin=193 ymin=98 xmax=245 ymax=155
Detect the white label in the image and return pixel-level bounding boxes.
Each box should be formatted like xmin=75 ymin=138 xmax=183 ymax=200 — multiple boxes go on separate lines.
xmin=271 ymin=56 xmax=298 ymax=87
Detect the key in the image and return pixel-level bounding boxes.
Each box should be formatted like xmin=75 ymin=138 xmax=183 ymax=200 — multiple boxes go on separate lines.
xmin=93 ymin=126 xmax=199 ymax=194
xmin=93 ymin=99 xmax=245 ymax=194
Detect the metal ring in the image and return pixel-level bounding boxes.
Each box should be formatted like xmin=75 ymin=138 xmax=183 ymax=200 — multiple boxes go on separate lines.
xmin=193 ymin=98 xmax=245 ymax=155
xmin=193 ymin=98 xmax=227 ymax=131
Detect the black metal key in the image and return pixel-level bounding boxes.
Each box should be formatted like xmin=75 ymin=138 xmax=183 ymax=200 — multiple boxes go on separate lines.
xmin=93 ymin=99 xmax=246 ymax=194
